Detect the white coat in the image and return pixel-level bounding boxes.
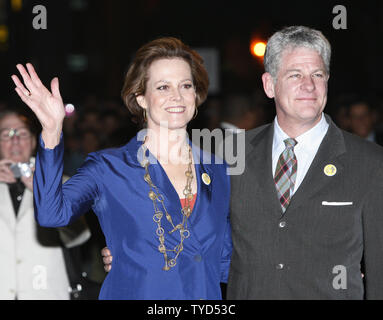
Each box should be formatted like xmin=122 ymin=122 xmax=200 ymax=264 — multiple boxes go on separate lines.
xmin=0 ymin=182 xmax=90 ymax=300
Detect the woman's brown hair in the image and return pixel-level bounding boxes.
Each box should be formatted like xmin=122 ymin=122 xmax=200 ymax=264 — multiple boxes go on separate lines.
xmin=121 ymin=37 xmax=209 ymax=126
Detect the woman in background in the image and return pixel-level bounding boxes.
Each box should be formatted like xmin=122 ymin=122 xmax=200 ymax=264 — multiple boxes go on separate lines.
xmin=0 ymin=111 xmax=90 ymax=299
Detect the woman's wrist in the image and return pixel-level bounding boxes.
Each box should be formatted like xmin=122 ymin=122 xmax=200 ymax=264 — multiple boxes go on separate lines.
xmin=41 ymin=128 xmax=62 ymax=149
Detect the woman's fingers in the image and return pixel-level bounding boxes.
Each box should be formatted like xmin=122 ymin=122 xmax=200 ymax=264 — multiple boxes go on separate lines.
xmin=101 ymin=247 xmax=112 ymax=273
xmin=14 ymin=86 xmax=41 ymax=115
xmin=21 ymin=174 xmax=34 ymax=192
xmin=11 ymin=74 xmax=31 ymax=97
xmin=12 ymin=64 xmax=54 ymax=114
xmin=0 ymin=161 xmax=16 ymax=184
xmin=14 ymin=87 xmax=31 ymax=106
xmin=50 ymin=77 xmax=61 ymax=99
xmin=12 ymin=63 xmax=66 ymax=136
xmin=0 ymin=159 xmax=14 ymax=166
xmin=0 ymin=173 xmax=16 ymax=184
xmin=26 ymin=63 xmax=44 ymax=87
xmin=101 ymin=247 xmax=111 ymax=257
xmin=16 ymin=64 xmax=37 ymax=94
xmin=103 ymin=255 xmax=112 ymax=264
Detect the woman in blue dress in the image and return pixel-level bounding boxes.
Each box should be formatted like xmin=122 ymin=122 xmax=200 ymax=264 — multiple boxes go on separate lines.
xmin=11 ymin=37 xmax=232 ymax=300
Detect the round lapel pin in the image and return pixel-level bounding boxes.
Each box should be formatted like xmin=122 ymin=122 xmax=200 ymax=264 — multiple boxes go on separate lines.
xmin=324 ymin=164 xmax=337 ymax=177
xmin=202 ymin=173 xmax=211 ymax=185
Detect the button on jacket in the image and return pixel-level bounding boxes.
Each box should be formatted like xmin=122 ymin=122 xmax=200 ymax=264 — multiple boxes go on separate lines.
xmin=228 ymin=114 xmax=383 ymax=299
xmin=33 ymin=134 xmax=232 ymax=300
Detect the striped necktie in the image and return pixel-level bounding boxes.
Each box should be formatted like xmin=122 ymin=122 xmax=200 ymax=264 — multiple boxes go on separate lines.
xmin=274 ymin=138 xmax=298 ymax=213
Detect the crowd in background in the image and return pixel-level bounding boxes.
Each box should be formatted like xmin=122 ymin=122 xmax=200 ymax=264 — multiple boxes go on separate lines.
xmin=1 ymin=89 xmax=382 ymax=286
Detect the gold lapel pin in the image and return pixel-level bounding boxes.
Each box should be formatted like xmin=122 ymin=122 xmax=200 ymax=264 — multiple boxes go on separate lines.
xmin=202 ymin=173 xmax=211 ymax=185
xmin=324 ymin=164 xmax=337 ymax=177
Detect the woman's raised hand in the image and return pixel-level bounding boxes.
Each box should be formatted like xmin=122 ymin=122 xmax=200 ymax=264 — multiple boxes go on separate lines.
xmin=11 ymin=63 xmax=65 ymax=148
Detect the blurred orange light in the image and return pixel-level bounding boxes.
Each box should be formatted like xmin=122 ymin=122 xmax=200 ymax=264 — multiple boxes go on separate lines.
xmin=0 ymin=25 xmax=9 ymax=43
xmin=251 ymin=41 xmax=266 ymax=57
xmin=11 ymin=0 xmax=23 ymax=11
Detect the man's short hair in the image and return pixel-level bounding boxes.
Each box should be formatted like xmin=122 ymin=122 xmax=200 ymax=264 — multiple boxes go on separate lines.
xmin=264 ymin=25 xmax=331 ymax=80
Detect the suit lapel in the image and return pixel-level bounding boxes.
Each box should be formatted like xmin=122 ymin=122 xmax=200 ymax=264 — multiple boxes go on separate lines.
xmin=242 ymin=115 xmax=347 ymax=217
xmin=286 ymin=116 xmax=347 ymax=213
xmin=245 ymin=124 xmax=284 ymax=216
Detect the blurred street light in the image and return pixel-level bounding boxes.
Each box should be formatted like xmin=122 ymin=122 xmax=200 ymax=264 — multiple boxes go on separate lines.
xmin=250 ymin=41 xmax=266 ymax=58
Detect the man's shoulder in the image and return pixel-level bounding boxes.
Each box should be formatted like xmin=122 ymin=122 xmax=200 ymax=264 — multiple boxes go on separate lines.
xmin=246 ymin=124 xmax=271 ymax=139
xmin=230 ymin=123 xmax=271 ymax=146
xmin=341 ymin=129 xmax=383 ymax=162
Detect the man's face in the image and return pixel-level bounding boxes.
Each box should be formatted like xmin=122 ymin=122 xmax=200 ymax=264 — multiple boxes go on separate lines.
xmin=0 ymin=114 xmax=36 ymax=163
xmin=263 ymin=47 xmax=329 ymax=128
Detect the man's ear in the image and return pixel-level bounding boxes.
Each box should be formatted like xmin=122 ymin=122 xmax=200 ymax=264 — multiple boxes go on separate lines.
xmin=262 ymin=72 xmax=275 ymax=99
xmin=136 ymin=95 xmax=147 ymax=109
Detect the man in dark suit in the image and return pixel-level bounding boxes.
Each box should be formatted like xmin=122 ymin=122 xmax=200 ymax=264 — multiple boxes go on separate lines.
xmin=227 ymin=26 xmax=383 ymax=299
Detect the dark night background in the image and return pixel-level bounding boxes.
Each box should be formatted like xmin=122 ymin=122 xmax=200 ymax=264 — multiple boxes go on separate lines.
xmin=2 ymin=0 xmax=383 ymax=113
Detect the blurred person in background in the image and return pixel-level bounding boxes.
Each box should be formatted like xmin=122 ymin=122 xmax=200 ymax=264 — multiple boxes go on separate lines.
xmin=190 ymin=95 xmax=222 ymax=132
xmin=327 ymin=94 xmax=351 ymax=131
xmin=77 ymin=108 xmax=102 ymax=133
xmin=220 ymin=91 xmax=266 ymax=132
xmin=100 ymin=109 xmax=129 ymax=148
xmin=0 ymin=111 xmax=90 ymax=300
xmin=0 ymin=101 xmax=8 ymax=113
xmin=348 ymin=96 xmax=383 ymax=146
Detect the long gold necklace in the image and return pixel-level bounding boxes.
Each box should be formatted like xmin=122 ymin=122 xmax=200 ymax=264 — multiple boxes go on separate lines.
xmin=140 ymin=143 xmax=194 ymax=271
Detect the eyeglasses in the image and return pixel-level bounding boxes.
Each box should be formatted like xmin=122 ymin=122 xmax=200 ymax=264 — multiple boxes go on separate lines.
xmin=0 ymin=128 xmax=31 ymax=141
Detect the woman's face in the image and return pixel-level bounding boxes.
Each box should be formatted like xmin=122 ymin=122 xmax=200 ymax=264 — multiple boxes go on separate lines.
xmin=0 ymin=114 xmax=36 ymax=163
xmin=137 ymin=58 xmax=196 ymax=132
